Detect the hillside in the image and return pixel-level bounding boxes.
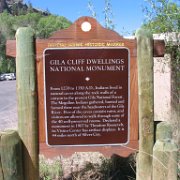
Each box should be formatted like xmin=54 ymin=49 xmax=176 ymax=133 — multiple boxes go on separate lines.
xmin=0 ymin=0 xmax=72 ymax=74
xmin=0 ymin=0 xmax=49 ymax=15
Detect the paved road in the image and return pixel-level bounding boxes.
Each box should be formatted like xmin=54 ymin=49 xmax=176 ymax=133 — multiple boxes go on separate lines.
xmin=0 ymin=80 xmax=17 ymax=130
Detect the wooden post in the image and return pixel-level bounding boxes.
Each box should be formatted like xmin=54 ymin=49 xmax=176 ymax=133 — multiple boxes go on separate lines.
xmin=136 ymin=29 xmax=154 ymax=180
xmin=0 ymin=130 xmax=24 ymax=180
xmin=153 ymin=122 xmax=178 ymax=180
xmin=16 ymin=27 xmax=39 ymax=180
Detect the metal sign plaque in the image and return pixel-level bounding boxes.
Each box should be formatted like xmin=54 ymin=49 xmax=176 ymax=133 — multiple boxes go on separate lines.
xmin=44 ymin=48 xmax=130 ymax=146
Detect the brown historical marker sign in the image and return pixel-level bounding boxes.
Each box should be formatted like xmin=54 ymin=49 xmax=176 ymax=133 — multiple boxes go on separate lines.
xmin=6 ymin=16 xmax=165 ymax=156
xmin=44 ymin=48 xmax=130 ymax=146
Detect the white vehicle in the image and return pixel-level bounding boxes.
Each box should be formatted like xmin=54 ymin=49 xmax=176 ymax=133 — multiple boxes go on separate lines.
xmin=4 ymin=73 xmax=16 ymax=80
xmin=0 ymin=74 xmax=5 ymax=81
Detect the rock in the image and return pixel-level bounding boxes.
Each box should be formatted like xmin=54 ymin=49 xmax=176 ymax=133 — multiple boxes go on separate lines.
xmin=0 ymin=0 xmax=9 ymax=13
xmin=0 ymin=0 xmax=49 ymax=15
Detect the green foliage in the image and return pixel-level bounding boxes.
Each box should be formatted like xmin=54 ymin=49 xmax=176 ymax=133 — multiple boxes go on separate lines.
xmin=39 ymin=156 xmax=63 ymax=180
xmin=27 ymin=1 xmax=34 ymax=14
xmin=0 ymin=58 xmax=16 ymax=74
xmin=103 ymin=0 xmax=114 ymax=30
xmin=7 ymin=58 xmax=16 ymax=73
xmin=142 ymin=0 xmax=180 ymax=33
xmin=88 ymin=0 xmax=115 ymax=30
xmin=0 ymin=11 xmax=71 ymax=73
xmin=167 ymin=44 xmax=180 ymax=100
xmin=0 ymin=59 xmax=8 ymax=73
xmin=72 ymin=155 xmax=136 ymax=180
xmin=0 ymin=12 xmax=15 ymax=39
xmin=13 ymin=13 xmax=43 ymax=31
xmin=11 ymin=3 xmax=26 ymax=16
xmin=99 ymin=157 xmax=112 ymax=179
xmin=36 ymin=15 xmax=71 ymax=38
xmin=143 ymin=0 xmax=180 ymax=101
xmin=0 ymin=12 xmax=71 ymax=39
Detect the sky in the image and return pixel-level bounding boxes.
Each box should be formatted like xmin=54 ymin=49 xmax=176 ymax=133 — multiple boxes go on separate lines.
xmin=24 ymin=0 xmax=147 ymax=36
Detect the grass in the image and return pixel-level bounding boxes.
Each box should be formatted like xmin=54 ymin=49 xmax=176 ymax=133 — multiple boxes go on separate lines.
xmin=39 ymin=152 xmax=180 ymax=180
xmin=71 ymin=154 xmax=136 ymax=180
xmin=39 ymin=155 xmax=63 ymax=180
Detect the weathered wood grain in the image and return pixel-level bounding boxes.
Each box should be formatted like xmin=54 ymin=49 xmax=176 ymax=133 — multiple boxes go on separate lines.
xmin=16 ymin=27 xmax=39 ymax=180
xmin=136 ymin=29 xmax=154 ymax=180
xmin=153 ymin=122 xmax=178 ymax=180
xmin=0 ymin=130 xmax=23 ymax=180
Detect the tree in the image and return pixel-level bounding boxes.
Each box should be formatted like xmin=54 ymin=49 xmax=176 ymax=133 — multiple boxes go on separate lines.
xmin=142 ymin=0 xmax=180 ymax=33
xmin=142 ymin=0 xmax=180 ymax=92
xmin=0 ymin=59 xmax=8 ymax=73
xmin=36 ymin=15 xmax=71 ymax=38
xmin=7 ymin=58 xmax=16 ymax=73
xmin=0 ymin=11 xmax=71 ymax=73
xmin=88 ymin=0 xmax=115 ymax=30
xmin=143 ymin=0 xmax=180 ymax=149
xmin=27 ymin=1 xmax=34 ymax=13
xmin=103 ymin=0 xmax=114 ymax=30
xmin=0 ymin=12 xmax=15 ymax=38
xmin=88 ymin=0 xmax=96 ymax=18
xmin=13 ymin=12 xmax=43 ymax=31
